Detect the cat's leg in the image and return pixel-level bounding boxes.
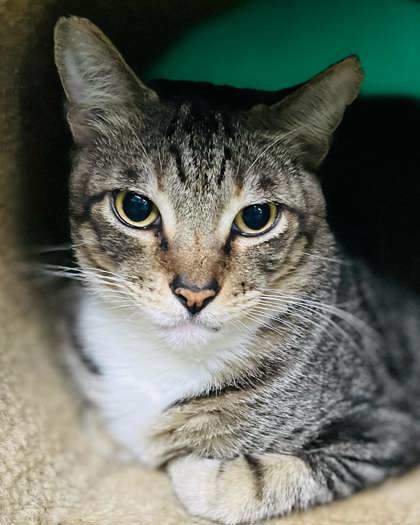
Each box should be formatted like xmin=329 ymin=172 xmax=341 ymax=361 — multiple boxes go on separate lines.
xmin=168 ymin=411 xmax=419 ymax=524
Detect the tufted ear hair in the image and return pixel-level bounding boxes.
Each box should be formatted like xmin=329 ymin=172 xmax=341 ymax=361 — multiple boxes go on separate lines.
xmin=249 ymin=56 xmax=363 ymax=171
xmin=54 ymin=16 xmax=158 ymax=145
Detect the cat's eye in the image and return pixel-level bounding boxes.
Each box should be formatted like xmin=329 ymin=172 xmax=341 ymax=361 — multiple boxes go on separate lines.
xmin=233 ymin=203 xmax=278 ymax=236
xmin=113 ymin=191 xmax=159 ymax=228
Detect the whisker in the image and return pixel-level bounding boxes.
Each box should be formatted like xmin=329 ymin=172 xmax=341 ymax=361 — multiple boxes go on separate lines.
xmin=301 ymin=252 xmax=349 ymax=265
xmin=258 ymin=292 xmax=374 ymax=337
xmin=33 ymin=240 xmax=97 ymax=254
xmin=251 ymin=305 xmax=308 ymax=337
xmin=40 ymin=263 xmax=133 ymax=285
xmin=250 ymin=286 xmax=373 ymax=341
xmin=38 ymin=269 xmax=85 ymax=282
xmin=242 ymin=311 xmax=303 ymax=343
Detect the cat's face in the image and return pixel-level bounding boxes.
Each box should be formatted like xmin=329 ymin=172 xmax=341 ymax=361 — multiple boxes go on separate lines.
xmin=55 ymin=17 xmax=362 ymax=349
xmin=67 ymin=103 xmax=325 ymax=347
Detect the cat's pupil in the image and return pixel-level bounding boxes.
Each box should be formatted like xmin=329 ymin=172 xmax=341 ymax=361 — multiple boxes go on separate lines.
xmin=242 ymin=204 xmax=271 ymax=230
xmin=122 ymin=192 xmax=152 ymax=222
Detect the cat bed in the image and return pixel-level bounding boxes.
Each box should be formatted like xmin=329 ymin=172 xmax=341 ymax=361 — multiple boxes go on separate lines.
xmin=1 ymin=1 xmax=420 ymax=524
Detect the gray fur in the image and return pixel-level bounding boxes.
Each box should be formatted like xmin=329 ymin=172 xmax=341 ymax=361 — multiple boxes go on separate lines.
xmin=54 ymin=16 xmax=420 ymax=524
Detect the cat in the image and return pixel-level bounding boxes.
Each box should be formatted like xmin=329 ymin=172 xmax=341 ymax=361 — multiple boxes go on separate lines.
xmin=53 ymin=16 xmax=420 ymax=524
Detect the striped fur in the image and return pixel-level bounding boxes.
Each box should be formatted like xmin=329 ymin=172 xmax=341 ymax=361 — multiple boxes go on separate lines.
xmin=54 ymin=17 xmax=420 ymax=524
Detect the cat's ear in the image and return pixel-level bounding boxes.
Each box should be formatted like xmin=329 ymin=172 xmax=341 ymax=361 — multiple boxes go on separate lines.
xmin=54 ymin=16 xmax=158 ymax=144
xmin=250 ymin=56 xmax=363 ymax=171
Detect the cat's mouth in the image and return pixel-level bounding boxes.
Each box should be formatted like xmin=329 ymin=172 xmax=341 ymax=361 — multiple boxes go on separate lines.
xmin=158 ymin=318 xmax=220 ymax=347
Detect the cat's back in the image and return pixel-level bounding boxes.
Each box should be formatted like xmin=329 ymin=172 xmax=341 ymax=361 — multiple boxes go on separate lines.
xmin=353 ymin=260 xmax=420 ymax=401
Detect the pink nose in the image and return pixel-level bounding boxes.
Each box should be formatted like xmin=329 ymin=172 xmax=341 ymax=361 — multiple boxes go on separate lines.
xmin=171 ymin=275 xmax=219 ymax=315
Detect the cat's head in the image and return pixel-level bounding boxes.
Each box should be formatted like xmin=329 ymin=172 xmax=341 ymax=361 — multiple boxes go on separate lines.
xmin=54 ymin=17 xmax=362 ymax=350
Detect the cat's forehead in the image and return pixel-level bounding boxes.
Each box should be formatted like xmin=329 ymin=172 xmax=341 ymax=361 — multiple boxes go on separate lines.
xmin=159 ymin=102 xmax=239 ymax=189
xmin=158 ymin=104 xmax=238 ymax=192
xmin=149 ymin=103 xmax=298 ymax=213
xmin=146 ymin=102 xmax=245 ymax=219
xmin=88 ymin=101 xmax=303 ymax=224
xmin=164 ymin=102 xmax=233 ymax=139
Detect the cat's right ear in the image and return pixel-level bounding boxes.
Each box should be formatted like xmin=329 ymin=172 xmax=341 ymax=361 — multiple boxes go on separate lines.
xmin=248 ymin=57 xmax=363 ymax=171
xmin=54 ymin=17 xmax=158 ymax=145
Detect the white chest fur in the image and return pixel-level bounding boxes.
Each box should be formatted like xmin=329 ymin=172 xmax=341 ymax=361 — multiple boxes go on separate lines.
xmin=72 ymin=293 xmax=249 ymax=465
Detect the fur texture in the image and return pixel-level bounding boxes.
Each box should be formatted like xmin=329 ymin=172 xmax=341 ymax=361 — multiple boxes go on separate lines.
xmin=53 ymin=16 xmax=420 ymax=524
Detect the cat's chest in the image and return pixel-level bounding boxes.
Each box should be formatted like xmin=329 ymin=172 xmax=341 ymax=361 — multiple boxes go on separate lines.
xmin=73 ymin=294 xmax=217 ymax=464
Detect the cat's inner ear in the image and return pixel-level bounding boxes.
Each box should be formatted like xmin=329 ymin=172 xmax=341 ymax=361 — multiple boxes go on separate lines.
xmin=54 ymin=16 xmax=158 ymax=144
xmin=250 ymin=56 xmax=363 ymax=171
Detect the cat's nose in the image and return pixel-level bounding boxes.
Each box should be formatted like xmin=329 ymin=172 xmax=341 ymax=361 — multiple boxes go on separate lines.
xmin=171 ymin=275 xmax=219 ymax=315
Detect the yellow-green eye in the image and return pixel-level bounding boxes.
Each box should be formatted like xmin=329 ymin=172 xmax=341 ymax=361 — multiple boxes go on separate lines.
xmin=113 ymin=191 xmax=159 ymax=228
xmin=233 ymin=203 xmax=278 ymax=236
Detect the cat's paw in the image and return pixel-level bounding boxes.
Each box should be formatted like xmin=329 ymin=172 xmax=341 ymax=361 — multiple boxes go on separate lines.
xmin=169 ymin=455 xmax=223 ymax=521
xmin=168 ymin=453 xmax=319 ymax=524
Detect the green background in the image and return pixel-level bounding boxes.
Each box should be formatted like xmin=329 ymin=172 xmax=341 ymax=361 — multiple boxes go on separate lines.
xmin=146 ymin=0 xmax=420 ymax=97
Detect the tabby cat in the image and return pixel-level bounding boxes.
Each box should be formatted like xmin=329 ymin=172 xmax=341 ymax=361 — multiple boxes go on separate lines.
xmin=53 ymin=16 xmax=420 ymax=524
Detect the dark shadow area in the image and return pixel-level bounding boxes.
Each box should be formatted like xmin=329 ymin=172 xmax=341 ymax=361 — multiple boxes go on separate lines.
xmin=322 ymin=96 xmax=420 ymax=294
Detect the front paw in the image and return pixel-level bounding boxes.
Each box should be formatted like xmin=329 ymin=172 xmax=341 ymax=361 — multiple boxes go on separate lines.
xmin=168 ymin=455 xmax=222 ymax=520
xmin=168 ymin=453 xmax=319 ymax=524
xmin=169 ymin=455 xmax=256 ymax=524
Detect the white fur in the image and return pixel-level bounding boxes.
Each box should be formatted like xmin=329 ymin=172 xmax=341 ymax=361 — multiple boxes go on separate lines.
xmin=71 ymin=292 xmax=253 ymax=466
xmin=168 ymin=454 xmax=323 ymax=524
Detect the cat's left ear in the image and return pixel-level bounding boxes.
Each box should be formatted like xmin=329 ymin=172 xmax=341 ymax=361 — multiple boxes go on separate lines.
xmin=54 ymin=16 xmax=158 ymax=144
xmin=249 ymin=56 xmax=363 ymax=171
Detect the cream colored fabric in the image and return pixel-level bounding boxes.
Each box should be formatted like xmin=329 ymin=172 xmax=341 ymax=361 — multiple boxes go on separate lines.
xmin=1 ymin=2 xmax=419 ymax=524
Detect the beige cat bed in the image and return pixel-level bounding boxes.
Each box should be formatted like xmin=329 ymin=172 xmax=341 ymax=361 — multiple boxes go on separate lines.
xmin=1 ymin=1 xmax=420 ymax=524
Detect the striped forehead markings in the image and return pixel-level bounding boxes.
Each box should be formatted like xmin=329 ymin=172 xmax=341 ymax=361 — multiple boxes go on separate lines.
xmin=168 ymin=140 xmax=232 ymax=187
xmin=165 ymin=104 xmax=234 ymax=186
xmin=218 ymin=145 xmax=232 ymax=186
xmin=168 ymin=143 xmax=186 ymax=183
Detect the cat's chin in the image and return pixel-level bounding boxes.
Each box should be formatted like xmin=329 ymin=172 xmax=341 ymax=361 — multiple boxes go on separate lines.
xmin=158 ymin=320 xmax=218 ymax=348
